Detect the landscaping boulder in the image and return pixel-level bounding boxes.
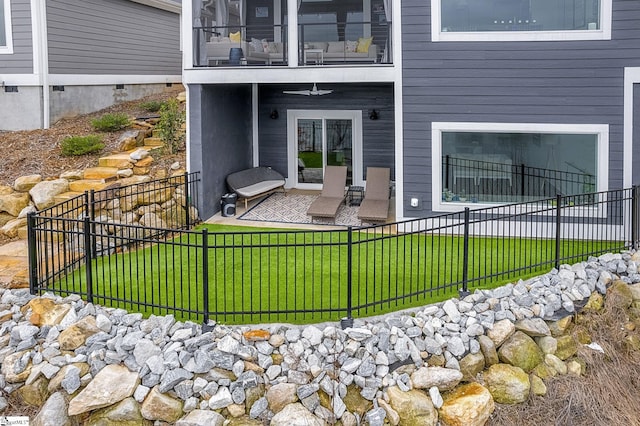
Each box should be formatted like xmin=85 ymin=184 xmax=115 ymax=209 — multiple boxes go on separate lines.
xmin=29 ymin=179 xmax=69 ymax=210
xmin=438 ymin=382 xmax=494 ymax=426
xmin=13 ymin=174 xmax=42 ymax=192
xmin=141 ymin=386 xmax=183 ymax=422
xmin=271 ymin=403 xmax=323 ymax=426
xmin=411 ymin=366 xmax=463 ymax=391
xmin=32 ymin=392 xmax=71 ymax=426
xmin=497 ymin=331 xmax=544 ymax=372
xmin=487 ymin=319 xmax=515 ymax=347
xmin=68 ymin=365 xmax=140 ymax=415
xmin=483 ymin=364 xmax=530 ymax=404
xmin=86 ymin=397 xmax=146 ymax=426
xmin=387 ymin=386 xmax=438 ymax=426
xmin=0 ymin=191 xmax=30 ymax=216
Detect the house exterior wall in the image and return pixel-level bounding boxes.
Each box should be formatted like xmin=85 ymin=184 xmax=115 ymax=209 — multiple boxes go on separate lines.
xmin=1 ymin=0 xmax=33 ymax=74
xmin=189 ymin=84 xmax=253 ymax=219
xmin=46 ymin=0 xmax=181 ymax=75
xmin=257 ymin=84 xmax=395 ymax=182
xmin=401 ymin=0 xmax=640 ymax=217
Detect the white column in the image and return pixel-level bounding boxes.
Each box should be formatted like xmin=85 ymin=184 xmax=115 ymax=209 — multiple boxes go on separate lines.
xmin=287 ymin=0 xmax=298 ymax=67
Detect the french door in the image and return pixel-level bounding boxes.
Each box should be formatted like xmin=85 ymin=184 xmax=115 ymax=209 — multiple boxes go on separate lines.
xmin=287 ymin=110 xmax=363 ymax=188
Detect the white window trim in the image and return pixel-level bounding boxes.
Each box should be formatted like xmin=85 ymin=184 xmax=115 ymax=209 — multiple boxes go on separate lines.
xmin=0 ymin=0 xmax=14 ymax=54
xmin=431 ymin=122 xmax=609 ymax=213
xmin=431 ymin=0 xmax=612 ymax=42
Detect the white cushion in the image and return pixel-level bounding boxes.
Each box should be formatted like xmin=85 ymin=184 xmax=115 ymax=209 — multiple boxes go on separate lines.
xmin=327 ymin=41 xmax=345 ymax=53
xmin=236 ymin=180 xmax=284 ymax=198
xmin=309 ymin=41 xmax=329 ymax=52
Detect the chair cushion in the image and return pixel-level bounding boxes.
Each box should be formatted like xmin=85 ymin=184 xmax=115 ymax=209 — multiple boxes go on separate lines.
xmin=235 ymin=180 xmax=284 ymax=198
xmin=307 ymin=196 xmax=344 ymax=218
xmin=358 ymin=199 xmax=389 ymax=221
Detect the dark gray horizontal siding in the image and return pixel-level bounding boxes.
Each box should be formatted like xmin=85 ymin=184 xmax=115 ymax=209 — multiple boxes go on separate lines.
xmin=1 ymin=0 xmax=33 ymax=74
xmin=401 ymin=0 xmax=640 ymax=216
xmin=258 ymin=84 xmax=395 ymax=182
xmin=46 ymin=0 xmax=181 ymax=75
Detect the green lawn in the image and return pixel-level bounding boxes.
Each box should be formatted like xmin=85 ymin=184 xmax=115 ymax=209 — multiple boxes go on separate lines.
xmin=53 ymin=224 xmax=622 ymax=325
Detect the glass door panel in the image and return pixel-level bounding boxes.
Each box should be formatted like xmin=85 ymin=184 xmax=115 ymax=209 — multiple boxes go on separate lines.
xmin=297 ymin=118 xmax=354 ymax=185
xmin=327 ymin=119 xmax=353 ymax=185
xmin=297 ymin=119 xmax=324 ymax=184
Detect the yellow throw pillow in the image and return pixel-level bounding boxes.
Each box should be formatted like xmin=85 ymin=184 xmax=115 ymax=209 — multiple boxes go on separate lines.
xmin=356 ymin=37 xmax=373 ymax=53
xmin=229 ymin=31 xmax=241 ymax=42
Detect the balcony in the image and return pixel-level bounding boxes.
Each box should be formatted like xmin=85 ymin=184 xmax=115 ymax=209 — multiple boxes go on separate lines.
xmin=192 ymin=0 xmax=393 ymax=68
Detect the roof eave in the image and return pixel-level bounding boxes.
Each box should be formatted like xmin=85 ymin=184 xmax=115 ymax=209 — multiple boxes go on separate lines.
xmin=129 ymin=0 xmax=181 ymax=14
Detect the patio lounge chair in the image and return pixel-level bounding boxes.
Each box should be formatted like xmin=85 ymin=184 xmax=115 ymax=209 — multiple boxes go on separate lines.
xmin=358 ymin=167 xmax=391 ymax=223
xmin=306 ymin=165 xmax=347 ymax=221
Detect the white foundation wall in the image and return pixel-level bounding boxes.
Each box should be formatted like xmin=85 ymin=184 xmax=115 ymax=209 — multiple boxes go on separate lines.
xmin=0 ymin=86 xmax=44 ymax=131
xmin=49 ymin=83 xmax=180 ymax=124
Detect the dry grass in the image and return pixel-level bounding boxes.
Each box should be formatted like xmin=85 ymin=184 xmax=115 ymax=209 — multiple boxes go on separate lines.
xmin=489 ymin=291 xmax=640 ymax=426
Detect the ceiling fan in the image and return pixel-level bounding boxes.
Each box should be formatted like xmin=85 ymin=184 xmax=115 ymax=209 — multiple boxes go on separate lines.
xmin=283 ymin=83 xmax=333 ymax=96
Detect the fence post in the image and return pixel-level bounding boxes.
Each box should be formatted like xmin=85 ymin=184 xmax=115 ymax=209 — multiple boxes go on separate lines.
xmin=460 ymin=208 xmax=470 ymax=298
xmin=202 ymin=228 xmax=209 ymax=325
xmin=83 ymin=216 xmax=94 ymax=304
xmin=520 ymin=164 xmax=525 ymax=196
xmin=27 ymin=212 xmax=38 ymax=295
xmin=633 ymin=186 xmax=639 ymax=250
xmin=184 ymin=172 xmax=190 ymax=228
xmin=341 ymin=227 xmax=354 ymax=329
xmin=555 ymin=194 xmax=562 ymax=270
xmin=89 ymin=190 xmax=97 ymax=258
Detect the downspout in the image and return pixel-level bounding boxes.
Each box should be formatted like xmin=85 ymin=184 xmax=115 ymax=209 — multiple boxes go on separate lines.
xmin=32 ymin=0 xmax=49 ymax=128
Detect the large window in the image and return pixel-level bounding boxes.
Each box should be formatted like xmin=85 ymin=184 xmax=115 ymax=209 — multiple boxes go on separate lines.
xmin=0 ymin=0 xmax=13 ymax=53
xmin=431 ymin=123 xmax=608 ymax=211
xmin=432 ymin=0 xmax=611 ymax=41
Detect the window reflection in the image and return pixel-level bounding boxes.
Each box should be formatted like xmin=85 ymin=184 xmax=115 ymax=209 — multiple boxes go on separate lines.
xmin=441 ymin=132 xmax=597 ymax=204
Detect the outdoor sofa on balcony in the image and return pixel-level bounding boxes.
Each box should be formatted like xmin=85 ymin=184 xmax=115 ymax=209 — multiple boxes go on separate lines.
xmin=246 ymin=39 xmax=378 ymax=64
xmin=205 ymin=36 xmax=246 ymax=64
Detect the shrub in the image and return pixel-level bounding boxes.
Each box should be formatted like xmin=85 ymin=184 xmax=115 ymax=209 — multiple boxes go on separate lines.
xmin=139 ymin=100 xmax=165 ymax=112
xmin=91 ymin=112 xmax=130 ymax=132
xmin=156 ymin=99 xmax=185 ymax=154
xmin=60 ymin=135 xmax=105 ymax=156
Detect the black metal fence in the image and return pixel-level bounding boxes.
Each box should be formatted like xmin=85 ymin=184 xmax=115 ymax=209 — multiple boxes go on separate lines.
xmin=29 ymin=183 xmax=639 ymax=325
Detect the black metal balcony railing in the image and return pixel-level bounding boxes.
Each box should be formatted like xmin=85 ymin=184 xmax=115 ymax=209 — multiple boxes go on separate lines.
xmin=192 ymin=21 xmax=392 ymax=68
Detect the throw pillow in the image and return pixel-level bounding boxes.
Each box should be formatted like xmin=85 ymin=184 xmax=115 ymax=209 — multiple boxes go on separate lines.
xmin=229 ymin=31 xmax=241 ymax=42
xmin=345 ymin=40 xmax=358 ymax=53
xmin=261 ymin=40 xmax=270 ymax=52
xmin=250 ymin=38 xmax=266 ymax=53
xmin=356 ymin=37 xmax=373 ymax=53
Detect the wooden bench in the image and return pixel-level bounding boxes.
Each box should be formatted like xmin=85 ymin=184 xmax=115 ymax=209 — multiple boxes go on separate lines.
xmin=226 ymin=167 xmax=286 ymax=209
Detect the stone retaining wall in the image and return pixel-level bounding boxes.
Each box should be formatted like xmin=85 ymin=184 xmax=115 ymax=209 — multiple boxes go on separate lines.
xmin=1 ymin=251 xmax=639 ymax=425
